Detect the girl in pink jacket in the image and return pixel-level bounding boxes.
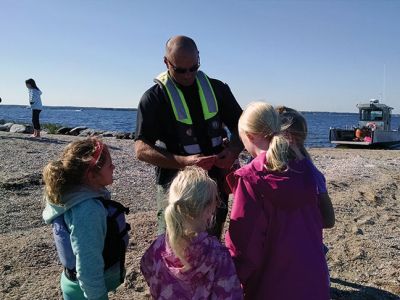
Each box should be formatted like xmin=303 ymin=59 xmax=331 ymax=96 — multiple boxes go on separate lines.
xmin=225 ymin=102 xmax=330 ymax=300
xmin=141 ymin=166 xmax=243 ymax=300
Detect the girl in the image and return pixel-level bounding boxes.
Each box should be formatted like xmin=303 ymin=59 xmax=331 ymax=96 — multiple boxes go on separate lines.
xmin=225 ymin=102 xmax=330 ymax=299
xmin=141 ymin=166 xmax=243 ymax=299
xmin=25 ymin=78 xmax=43 ymax=138
xmin=42 ymin=138 xmax=126 ymax=300
xmin=276 ymin=105 xmax=335 ymax=229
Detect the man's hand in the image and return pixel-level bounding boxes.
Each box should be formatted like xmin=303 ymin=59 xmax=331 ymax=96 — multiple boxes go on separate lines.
xmin=214 ymin=147 xmax=237 ymax=169
xmin=179 ymin=154 xmax=216 ymax=171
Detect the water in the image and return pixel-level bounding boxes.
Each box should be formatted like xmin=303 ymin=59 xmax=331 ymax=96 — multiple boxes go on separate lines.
xmin=0 ymin=105 xmax=136 ymax=133
xmin=1 ymin=105 xmax=399 ymax=148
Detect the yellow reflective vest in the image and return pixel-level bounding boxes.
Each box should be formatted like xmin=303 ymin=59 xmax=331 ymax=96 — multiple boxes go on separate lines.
xmin=154 ymin=71 xmax=224 ymax=155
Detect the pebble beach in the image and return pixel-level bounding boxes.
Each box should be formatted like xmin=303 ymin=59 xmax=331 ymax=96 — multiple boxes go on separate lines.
xmin=0 ymin=131 xmax=399 ymax=299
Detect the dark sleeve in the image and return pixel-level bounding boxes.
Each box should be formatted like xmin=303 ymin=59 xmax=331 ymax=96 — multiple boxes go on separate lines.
xmin=135 ymin=85 xmax=163 ymax=145
xmin=213 ymin=80 xmax=243 ymax=133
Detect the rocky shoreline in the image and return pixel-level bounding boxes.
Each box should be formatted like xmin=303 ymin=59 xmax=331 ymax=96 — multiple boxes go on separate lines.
xmin=0 ymin=119 xmax=135 ymax=139
xmin=0 ymin=131 xmax=399 ymax=299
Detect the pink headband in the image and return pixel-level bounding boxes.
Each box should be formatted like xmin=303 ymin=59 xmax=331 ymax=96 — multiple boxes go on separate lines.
xmin=90 ymin=140 xmax=104 ymax=167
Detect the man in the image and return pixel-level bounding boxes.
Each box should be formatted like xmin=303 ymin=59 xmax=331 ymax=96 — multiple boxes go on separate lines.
xmin=135 ymin=35 xmax=243 ymax=237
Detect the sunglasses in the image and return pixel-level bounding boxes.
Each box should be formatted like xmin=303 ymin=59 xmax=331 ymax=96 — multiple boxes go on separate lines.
xmin=167 ymin=58 xmax=200 ymax=74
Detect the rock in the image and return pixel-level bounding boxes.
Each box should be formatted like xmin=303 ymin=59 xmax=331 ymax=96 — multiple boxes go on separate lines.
xmin=56 ymin=127 xmax=73 ymax=134
xmin=79 ymin=128 xmax=102 ymax=136
xmin=10 ymin=124 xmax=28 ymax=133
xmin=3 ymin=123 xmax=14 ymax=130
xmin=352 ymin=226 xmax=363 ymax=235
xmin=357 ymin=216 xmax=375 ymax=225
xmin=0 ymin=125 xmax=9 ymax=132
xmin=115 ymin=132 xmax=132 ymax=139
xmin=351 ymin=248 xmax=366 ymax=260
xmin=100 ymin=131 xmax=115 ymax=137
xmin=69 ymin=126 xmax=88 ymax=136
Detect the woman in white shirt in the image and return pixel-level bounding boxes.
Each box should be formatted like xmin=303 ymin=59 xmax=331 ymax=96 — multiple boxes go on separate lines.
xmin=25 ymin=78 xmax=43 ymax=137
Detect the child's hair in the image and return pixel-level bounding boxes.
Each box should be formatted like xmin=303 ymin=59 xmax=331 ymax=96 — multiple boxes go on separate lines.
xmin=25 ymin=78 xmax=40 ymax=90
xmin=165 ymin=166 xmax=218 ymax=269
xmin=239 ymin=101 xmax=289 ymax=171
xmin=43 ymin=138 xmax=109 ymax=205
xmin=275 ymin=106 xmax=310 ymax=160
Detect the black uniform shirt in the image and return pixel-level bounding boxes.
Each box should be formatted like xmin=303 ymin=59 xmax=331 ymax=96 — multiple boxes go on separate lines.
xmin=135 ymin=74 xmax=242 ymax=185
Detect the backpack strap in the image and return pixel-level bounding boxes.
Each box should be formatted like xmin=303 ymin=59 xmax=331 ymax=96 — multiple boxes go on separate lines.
xmin=96 ymin=197 xmax=130 ymax=214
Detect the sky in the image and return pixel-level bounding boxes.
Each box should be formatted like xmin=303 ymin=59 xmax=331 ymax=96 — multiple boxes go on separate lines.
xmin=1 ymin=0 xmax=399 ymax=113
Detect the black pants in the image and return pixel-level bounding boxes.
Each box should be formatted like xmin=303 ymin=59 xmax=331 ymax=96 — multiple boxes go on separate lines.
xmin=32 ymin=109 xmax=41 ymax=130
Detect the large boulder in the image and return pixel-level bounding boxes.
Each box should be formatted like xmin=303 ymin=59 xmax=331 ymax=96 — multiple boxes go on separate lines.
xmin=3 ymin=123 xmax=14 ymax=130
xmin=100 ymin=131 xmax=116 ymax=137
xmin=115 ymin=132 xmax=132 ymax=139
xmin=69 ymin=126 xmax=88 ymax=136
xmin=56 ymin=127 xmax=72 ymax=135
xmin=10 ymin=124 xmax=33 ymax=133
xmin=0 ymin=125 xmax=9 ymax=131
xmin=78 ymin=128 xmax=104 ymax=137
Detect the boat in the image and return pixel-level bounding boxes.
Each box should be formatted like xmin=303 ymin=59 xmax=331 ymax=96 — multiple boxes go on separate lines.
xmin=329 ymin=99 xmax=400 ymax=147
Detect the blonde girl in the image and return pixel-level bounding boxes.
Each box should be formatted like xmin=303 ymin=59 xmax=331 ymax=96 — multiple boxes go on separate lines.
xmin=141 ymin=166 xmax=243 ymax=299
xmin=225 ymin=102 xmax=330 ymax=299
xmin=42 ymin=138 xmax=127 ymax=300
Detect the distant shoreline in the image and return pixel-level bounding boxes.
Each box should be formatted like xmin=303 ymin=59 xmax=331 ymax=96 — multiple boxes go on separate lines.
xmin=0 ymin=104 xmax=137 ymax=111
xmin=1 ymin=104 xmax=399 ymax=116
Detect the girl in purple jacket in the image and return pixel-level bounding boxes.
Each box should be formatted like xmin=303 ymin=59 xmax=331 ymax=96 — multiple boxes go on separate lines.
xmin=276 ymin=105 xmax=335 ymax=229
xmin=141 ymin=166 xmax=243 ymax=300
xmin=225 ymin=102 xmax=330 ymax=300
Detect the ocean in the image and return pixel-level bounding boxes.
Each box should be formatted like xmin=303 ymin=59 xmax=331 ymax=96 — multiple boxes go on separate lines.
xmin=1 ymin=105 xmax=399 ymax=148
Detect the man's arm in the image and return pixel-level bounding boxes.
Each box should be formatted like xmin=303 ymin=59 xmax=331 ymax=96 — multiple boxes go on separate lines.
xmin=135 ymin=139 xmax=216 ymax=170
xmin=214 ymin=81 xmax=244 ymax=169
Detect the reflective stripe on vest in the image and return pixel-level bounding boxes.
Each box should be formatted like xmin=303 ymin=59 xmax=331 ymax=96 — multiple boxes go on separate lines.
xmin=154 ymin=71 xmax=218 ymax=125
xmin=196 ymin=71 xmax=218 ymax=120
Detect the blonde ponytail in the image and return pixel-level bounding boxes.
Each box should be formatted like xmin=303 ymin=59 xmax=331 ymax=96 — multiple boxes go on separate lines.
xmin=164 ymin=166 xmax=218 ymax=270
xmin=43 ymin=160 xmax=66 ymax=205
xmin=165 ymin=200 xmax=190 ymax=268
xmin=266 ymin=134 xmax=290 ymax=171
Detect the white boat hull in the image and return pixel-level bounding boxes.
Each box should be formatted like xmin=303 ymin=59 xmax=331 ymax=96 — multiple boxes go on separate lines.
xmin=329 ymin=128 xmax=400 ymax=147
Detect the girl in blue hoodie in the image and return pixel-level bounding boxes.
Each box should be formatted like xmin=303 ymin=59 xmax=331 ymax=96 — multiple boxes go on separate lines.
xmin=42 ymin=138 xmax=123 ymax=300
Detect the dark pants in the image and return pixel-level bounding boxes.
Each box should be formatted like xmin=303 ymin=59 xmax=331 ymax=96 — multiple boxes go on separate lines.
xmin=156 ymin=174 xmax=229 ymax=239
xmin=32 ymin=109 xmax=41 ymax=130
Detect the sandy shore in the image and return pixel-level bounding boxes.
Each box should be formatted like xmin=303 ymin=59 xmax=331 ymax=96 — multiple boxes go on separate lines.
xmin=0 ymin=131 xmax=399 ymax=300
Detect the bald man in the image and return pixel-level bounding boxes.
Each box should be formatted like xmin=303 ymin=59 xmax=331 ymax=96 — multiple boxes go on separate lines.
xmin=135 ymin=36 xmax=243 ymax=238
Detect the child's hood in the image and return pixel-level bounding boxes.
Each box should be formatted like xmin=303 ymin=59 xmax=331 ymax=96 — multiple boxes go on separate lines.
xmin=42 ymin=186 xmax=110 ymax=224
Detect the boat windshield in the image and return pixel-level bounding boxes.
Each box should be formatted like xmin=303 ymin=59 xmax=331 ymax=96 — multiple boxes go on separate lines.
xmin=360 ymin=109 xmax=383 ymax=121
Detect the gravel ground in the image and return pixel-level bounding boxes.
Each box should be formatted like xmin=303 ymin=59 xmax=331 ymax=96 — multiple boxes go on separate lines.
xmin=0 ymin=131 xmax=399 ymax=299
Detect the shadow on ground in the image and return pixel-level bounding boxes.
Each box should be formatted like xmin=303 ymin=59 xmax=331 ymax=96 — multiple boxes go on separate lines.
xmin=0 ymin=135 xmax=69 ymax=145
xmin=330 ymin=278 xmax=399 ymax=300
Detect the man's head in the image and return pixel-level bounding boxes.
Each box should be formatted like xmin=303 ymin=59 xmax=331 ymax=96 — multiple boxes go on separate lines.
xmin=164 ymin=35 xmax=200 ymax=86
